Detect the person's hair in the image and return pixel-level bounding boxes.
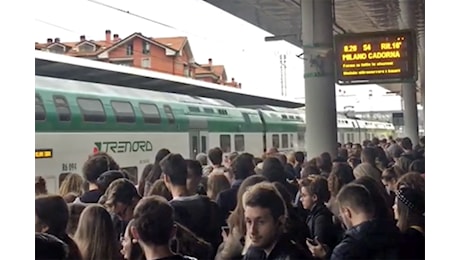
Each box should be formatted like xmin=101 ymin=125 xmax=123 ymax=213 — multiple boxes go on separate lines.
xmin=396 ymin=172 xmax=425 ymax=193
xmin=185 ymin=159 xmax=203 ymax=178
xmin=160 ymin=153 xmax=188 ymax=186
xmin=59 ymin=173 xmax=84 ymax=197
xmin=299 ymin=175 xmax=330 ymax=203
xmin=382 ymin=165 xmax=404 ymax=182
xmin=101 ymin=178 xmax=140 ymax=209
xmin=242 ymin=182 xmax=287 ymax=223
xmin=294 ymin=151 xmax=305 ymax=163
xmin=353 ymin=176 xmax=393 ymax=220
xmin=231 ymin=153 xmax=255 ymax=180
xmin=35 ymin=195 xmax=82 ymax=260
xmin=82 ymin=152 xmax=119 ymax=183
xmin=336 ymin=183 xmax=375 ymax=216
xmin=73 ymin=204 xmax=119 ymax=260
xmin=36 ymin=232 xmax=69 ymax=260
xmin=207 ymin=173 xmax=230 ymax=201
xmin=327 ymin=163 xmax=355 ymax=197
xmin=208 ymin=147 xmax=223 ymax=165
xmin=132 ymin=195 xmax=175 ymax=246
xmin=145 ymin=179 xmax=172 ymax=201
xmin=395 ymin=187 xmax=424 ymax=232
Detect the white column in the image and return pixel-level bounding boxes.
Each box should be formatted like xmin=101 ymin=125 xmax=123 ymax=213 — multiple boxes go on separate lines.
xmin=399 ymin=0 xmax=419 ymax=143
xmin=419 ymin=37 xmax=425 ymax=134
xmin=301 ymin=0 xmax=337 ymax=158
xmin=402 ymin=83 xmax=419 ymax=143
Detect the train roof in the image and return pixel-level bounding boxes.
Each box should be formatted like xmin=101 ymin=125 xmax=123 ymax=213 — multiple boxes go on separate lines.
xmin=36 ymin=76 xmax=235 ymax=108
xmin=35 ymin=50 xmax=304 ymax=108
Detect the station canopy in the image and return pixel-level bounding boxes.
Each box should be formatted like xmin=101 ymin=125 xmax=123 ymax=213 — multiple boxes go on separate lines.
xmin=203 ymin=0 xmax=425 ymax=102
xmin=35 ymin=50 xmax=304 ymax=108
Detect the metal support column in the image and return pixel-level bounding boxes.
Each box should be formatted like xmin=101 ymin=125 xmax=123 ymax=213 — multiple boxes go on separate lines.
xmin=402 ymin=83 xmax=419 ymax=142
xmin=419 ymin=36 xmax=425 ymax=134
xmin=301 ymin=0 xmax=337 ymax=158
xmin=400 ymin=0 xmax=419 ymax=143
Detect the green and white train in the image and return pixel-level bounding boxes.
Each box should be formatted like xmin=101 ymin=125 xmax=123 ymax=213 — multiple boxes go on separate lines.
xmin=35 ymin=76 xmax=395 ymax=193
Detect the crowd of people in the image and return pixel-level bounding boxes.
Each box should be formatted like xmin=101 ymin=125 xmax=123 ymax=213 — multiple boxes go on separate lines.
xmin=35 ymin=136 xmax=425 ymax=260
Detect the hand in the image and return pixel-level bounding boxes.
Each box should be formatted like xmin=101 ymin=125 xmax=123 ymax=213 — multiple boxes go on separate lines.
xmin=306 ymin=237 xmax=327 ymax=258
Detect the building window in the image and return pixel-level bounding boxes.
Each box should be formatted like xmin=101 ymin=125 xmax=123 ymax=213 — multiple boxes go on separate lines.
xmin=142 ymin=42 xmax=150 ymax=54
xmin=126 ymin=43 xmax=133 ymax=55
xmin=78 ymin=43 xmax=95 ymax=53
xmin=49 ymin=45 xmax=65 ymax=54
xmin=183 ymin=65 xmax=191 ymax=77
xmin=141 ymin=58 xmax=151 ymax=68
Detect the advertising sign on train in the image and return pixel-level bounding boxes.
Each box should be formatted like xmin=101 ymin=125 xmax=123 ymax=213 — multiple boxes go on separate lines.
xmin=334 ymin=29 xmax=417 ymax=85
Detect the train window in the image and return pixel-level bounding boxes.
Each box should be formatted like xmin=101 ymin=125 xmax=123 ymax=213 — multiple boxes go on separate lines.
xmin=35 ymin=94 xmax=46 ymax=121
xmin=272 ymin=134 xmax=280 ymax=148
xmin=53 ymin=95 xmax=71 ymax=122
xmin=164 ymin=105 xmax=175 ymax=124
xmin=121 ymin=166 xmax=138 ymax=184
xmin=220 ymin=135 xmax=231 ymax=153
xmin=218 ymin=109 xmax=228 ymax=115
xmin=288 ymin=115 xmax=294 ymax=120
xmin=188 ymin=106 xmax=200 ymax=113
xmin=139 ymin=103 xmax=161 ymax=124
xmin=235 ymin=134 xmax=245 ymax=152
xmin=281 ymin=115 xmax=287 ymax=119
xmin=242 ymin=113 xmax=250 ymax=123
xmin=289 ymin=134 xmax=294 ymax=148
xmin=111 ymin=101 xmax=135 ymax=123
xmin=295 ymin=116 xmax=301 ymax=120
xmin=77 ymin=97 xmax=106 ymax=122
xmin=281 ymin=134 xmax=289 ymax=148
xmin=297 ymin=132 xmax=305 ymax=144
xmin=203 ymin=108 xmax=214 ymax=114
xmin=201 ymin=136 xmax=207 ymax=153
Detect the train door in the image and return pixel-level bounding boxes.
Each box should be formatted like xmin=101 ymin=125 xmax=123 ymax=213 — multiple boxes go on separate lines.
xmin=189 ymin=130 xmax=200 ymax=159
xmin=188 ymin=116 xmax=208 ymax=159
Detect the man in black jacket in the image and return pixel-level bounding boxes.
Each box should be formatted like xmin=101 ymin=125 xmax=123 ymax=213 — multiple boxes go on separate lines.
xmin=161 ymin=153 xmax=225 ymax=255
xmin=308 ymin=183 xmax=400 ymax=259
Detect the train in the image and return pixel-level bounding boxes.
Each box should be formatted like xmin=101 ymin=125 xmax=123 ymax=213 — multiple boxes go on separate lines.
xmin=35 ymin=75 xmax=395 ymax=193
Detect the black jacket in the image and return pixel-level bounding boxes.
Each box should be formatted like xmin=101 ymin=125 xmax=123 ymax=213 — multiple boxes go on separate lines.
xmin=306 ymin=203 xmax=338 ymax=251
xmin=170 ymin=195 xmax=225 ymax=255
xmin=243 ymin=235 xmax=313 ymax=260
xmin=331 ymin=219 xmax=401 ymax=260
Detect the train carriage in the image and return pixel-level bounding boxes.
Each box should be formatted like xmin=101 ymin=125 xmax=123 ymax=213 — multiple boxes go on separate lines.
xmin=35 ymin=76 xmax=395 ymax=193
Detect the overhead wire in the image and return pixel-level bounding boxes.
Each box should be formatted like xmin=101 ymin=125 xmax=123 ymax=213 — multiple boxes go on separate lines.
xmin=84 ymin=0 xmax=291 ymax=57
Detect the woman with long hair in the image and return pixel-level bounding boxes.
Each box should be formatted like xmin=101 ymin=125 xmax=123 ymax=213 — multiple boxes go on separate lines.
xmin=73 ymin=204 xmax=122 ymax=260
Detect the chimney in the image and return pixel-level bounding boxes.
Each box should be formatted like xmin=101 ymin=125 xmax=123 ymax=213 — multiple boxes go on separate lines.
xmin=80 ymin=35 xmax=86 ymax=41
xmin=238 ymin=83 xmax=242 ymax=88
xmin=113 ymin=34 xmax=119 ymax=41
xmin=231 ymin=78 xmax=235 ymax=83
xmin=105 ymin=30 xmax=111 ymax=43
xmin=208 ymin=58 xmax=212 ymax=66
xmin=47 ymin=38 xmax=53 ymax=44
xmin=54 ymin=38 xmax=60 ymax=43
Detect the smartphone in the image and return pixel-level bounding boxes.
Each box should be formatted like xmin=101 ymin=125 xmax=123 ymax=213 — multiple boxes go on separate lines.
xmin=221 ymin=226 xmax=230 ymax=236
xmin=306 ymin=238 xmax=318 ymax=246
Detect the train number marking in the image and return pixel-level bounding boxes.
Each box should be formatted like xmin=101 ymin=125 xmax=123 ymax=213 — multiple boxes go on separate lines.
xmin=62 ymin=163 xmax=77 ymax=172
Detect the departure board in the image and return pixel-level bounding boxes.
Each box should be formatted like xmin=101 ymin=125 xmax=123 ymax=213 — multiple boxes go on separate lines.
xmin=334 ymin=30 xmax=417 ymax=85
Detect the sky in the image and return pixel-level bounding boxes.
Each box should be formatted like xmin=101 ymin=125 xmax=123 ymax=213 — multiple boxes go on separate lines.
xmin=34 ymin=0 xmax=411 ymax=112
